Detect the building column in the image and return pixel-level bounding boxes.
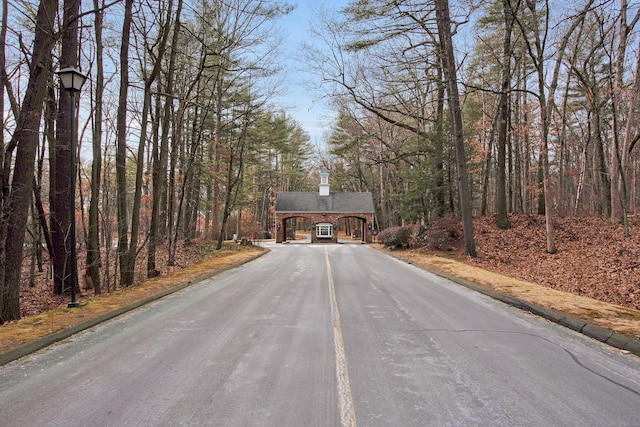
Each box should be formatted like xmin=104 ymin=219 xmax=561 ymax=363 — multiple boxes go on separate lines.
xmin=276 ymin=218 xmax=285 ymax=243
xmin=365 ymin=216 xmax=373 ymax=243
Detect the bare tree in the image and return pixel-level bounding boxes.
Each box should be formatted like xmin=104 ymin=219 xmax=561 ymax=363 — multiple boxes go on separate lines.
xmin=1 ymin=0 xmax=57 ymax=321
xmin=610 ymin=0 xmax=640 ymax=234
xmin=86 ymin=0 xmax=106 ymax=293
xmin=148 ymin=0 xmax=182 ymax=278
xmin=117 ymin=0 xmax=174 ymax=286
xmin=495 ymin=0 xmax=517 ymax=230
xmin=115 ymin=0 xmax=134 ymax=286
xmin=435 ymin=0 xmax=476 ymax=256
xmin=50 ymin=0 xmax=83 ymax=295
xmin=510 ymin=0 xmax=594 ymax=253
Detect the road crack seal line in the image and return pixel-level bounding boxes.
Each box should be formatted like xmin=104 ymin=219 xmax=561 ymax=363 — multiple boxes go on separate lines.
xmin=325 ymin=247 xmax=357 ymax=427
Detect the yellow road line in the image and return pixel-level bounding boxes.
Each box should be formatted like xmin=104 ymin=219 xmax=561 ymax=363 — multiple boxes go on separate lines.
xmin=325 ymin=247 xmax=357 ymax=427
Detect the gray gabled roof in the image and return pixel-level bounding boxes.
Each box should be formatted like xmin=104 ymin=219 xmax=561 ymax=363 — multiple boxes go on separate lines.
xmin=275 ymin=192 xmax=374 ymax=213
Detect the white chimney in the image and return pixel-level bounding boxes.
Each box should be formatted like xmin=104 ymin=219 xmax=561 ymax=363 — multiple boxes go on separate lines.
xmin=319 ymin=167 xmax=330 ymax=196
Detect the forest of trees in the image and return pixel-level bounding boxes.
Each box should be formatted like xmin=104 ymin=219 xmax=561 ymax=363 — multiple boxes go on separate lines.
xmin=312 ymin=0 xmax=640 ymax=253
xmin=1 ymin=0 xmax=640 ymax=322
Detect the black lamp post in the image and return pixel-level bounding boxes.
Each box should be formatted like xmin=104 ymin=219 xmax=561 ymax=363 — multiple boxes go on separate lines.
xmin=56 ymin=67 xmax=87 ymax=308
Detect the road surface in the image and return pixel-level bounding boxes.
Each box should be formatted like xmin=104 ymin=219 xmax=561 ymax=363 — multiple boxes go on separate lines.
xmin=1 ymin=243 xmax=639 ymax=426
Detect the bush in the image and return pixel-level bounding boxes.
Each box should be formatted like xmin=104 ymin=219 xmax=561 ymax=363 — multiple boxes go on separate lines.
xmin=412 ymin=215 xmax=462 ymax=250
xmin=378 ymin=225 xmax=413 ymax=248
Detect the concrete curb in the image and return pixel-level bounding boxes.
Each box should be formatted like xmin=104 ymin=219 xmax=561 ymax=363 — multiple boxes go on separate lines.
xmin=0 ymin=249 xmax=268 ymax=367
xmin=394 ymin=254 xmax=640 ymax=357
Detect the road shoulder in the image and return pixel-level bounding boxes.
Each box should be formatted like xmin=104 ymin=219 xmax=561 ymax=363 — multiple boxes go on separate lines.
xmin=0 ymin=247 xmax=268 ymax=367
xmin=382 ymin=248 xmax=640 ymax=357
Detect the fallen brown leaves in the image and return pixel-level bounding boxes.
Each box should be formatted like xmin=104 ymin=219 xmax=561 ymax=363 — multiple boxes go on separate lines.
xmin=18 ymin=239 xmax=217 ymax=319
xmin=467 ymin=214 xmax=640 ymax=310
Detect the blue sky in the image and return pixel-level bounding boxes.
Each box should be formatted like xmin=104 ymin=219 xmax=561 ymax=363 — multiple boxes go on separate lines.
xmin=275 ymin=1 xmax=351 ymax=144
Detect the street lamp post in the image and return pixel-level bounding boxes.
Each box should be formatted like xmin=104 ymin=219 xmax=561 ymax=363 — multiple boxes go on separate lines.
xmin=56 ymin=67 xmax=87 ymax=308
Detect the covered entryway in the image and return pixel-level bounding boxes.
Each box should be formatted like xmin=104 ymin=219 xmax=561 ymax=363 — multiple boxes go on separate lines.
xmin=275 ymin=168 xmax=375 ymax=244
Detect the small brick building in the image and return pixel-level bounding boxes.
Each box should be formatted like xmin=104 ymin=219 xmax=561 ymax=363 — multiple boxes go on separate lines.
xmin=275 ymin=168 xmax=375 ymax=243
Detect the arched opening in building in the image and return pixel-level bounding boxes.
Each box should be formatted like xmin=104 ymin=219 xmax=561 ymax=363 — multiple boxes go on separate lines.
xmin=282 ymin=216 xmax=314 ymax=242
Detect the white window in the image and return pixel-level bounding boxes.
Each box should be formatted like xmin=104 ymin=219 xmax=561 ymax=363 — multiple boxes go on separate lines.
xmin=316 ymin=223 xmax=333 ymax=238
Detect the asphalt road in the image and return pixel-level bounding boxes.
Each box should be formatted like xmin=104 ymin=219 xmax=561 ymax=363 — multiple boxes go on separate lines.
xmin=1 ymin=243 xmax=639 ymax=426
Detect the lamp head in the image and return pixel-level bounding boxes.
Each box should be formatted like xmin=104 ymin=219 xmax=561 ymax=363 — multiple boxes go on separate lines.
xmin=56 ymin=67 xmax=87 ymax=92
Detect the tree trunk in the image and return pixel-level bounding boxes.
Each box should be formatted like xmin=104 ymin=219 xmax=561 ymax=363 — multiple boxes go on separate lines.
xmin=619 ymin=34 xmax=640 ymax=236
xmin=169 ymin=124 xmax=199 ymax=264
xmin=120 ymin=0 xmax=173 ymax=286
xmin=149 ymin=0 xmax=182 ymax=278
xmin=610 ymin=0 xmax=630 ymax=224
xmin=1 ymin=0 xmax=57 ymax=322
xmin=189 ymin=152 xmax=202 ymax=242
xmin=185 ymin=112 xmax=202 ymax=244
xmin=0 ymin=0 xmax=7 ymax=301
xmin=433 ymin=66 xmax=446 ymax=219
xmin=166 ymin=118 xmax=178 ymax=259
xmin=513 ymin=66 xmax=523 ymax=213
xmin=51 ymin=0 xmax=81 ymax=295
xmin=481 ymin=113 xmax=497 ymax=216
xmin=435 ymin=0 xmax=476 ymax=257
xmin=212 ymin=82 xmax=223 ymax=240
xmin=183 ymin=138 xmax=196 ymax=243
xmin=530 ymin=9 xmax=556 ymax=253
xmin=512 ymin=0 xmax=592 ymax=252
xmin=87 ymin=0 xmax=105 ymax=293
xmin=217 ymin=109 xmax=251 ymax=251
xmin=102 ymin=152 xmax=115 ymax=291
xmin=33 ymin=177 xmax=54 ymax=259
xmin=116 ymin=0 xmax=133 ymax=286
xmin=496 ymin=0 xmax=515 ymax=230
